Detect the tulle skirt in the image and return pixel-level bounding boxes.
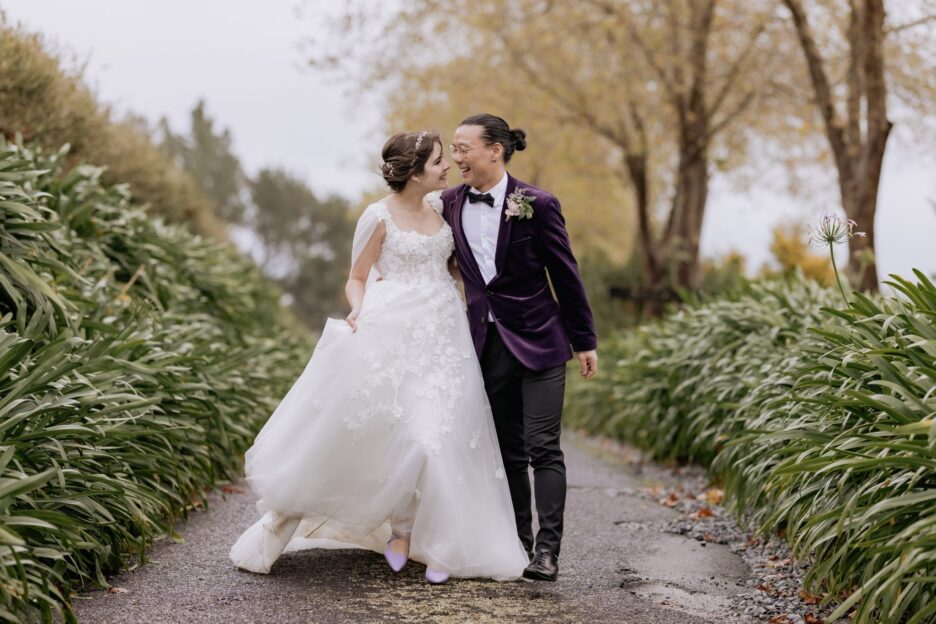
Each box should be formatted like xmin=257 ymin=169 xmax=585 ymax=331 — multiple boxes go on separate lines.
xmin=229 ymin=279 xmax=528 ymax=580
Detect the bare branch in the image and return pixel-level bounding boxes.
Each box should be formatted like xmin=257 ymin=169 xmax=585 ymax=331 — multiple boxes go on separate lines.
xmin=846 ymin=0 xmax=864 ymax=150
xmin=885 ymin=13 xmax=936 ymax=34
xmin=707 ymin=87 xmax=758 ymax=141
xmin=666 ymin=0 xmax=685 ymax=94
xmin=495 ymin=26 xmax=635 ymax=153
xmin=782 ymin=0 xmax=849 ymax=170
xmin=708 ymin=15 xmax=769 ymax=118
xmin=584 ymin=0 xmax=681 ymax=102
xmin=863 ymin=0 xmax=889 ymax=136
xmin=686 ymin=0 xmax=717 ymax=116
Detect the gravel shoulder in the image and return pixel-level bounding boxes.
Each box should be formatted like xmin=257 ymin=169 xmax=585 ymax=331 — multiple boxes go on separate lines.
xmin=73 ymin=430 xmax=755 ymax=624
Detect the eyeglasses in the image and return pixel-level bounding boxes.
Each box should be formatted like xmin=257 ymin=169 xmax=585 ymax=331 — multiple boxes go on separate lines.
xmin=448 ymin=143 xmax=490 ymax=157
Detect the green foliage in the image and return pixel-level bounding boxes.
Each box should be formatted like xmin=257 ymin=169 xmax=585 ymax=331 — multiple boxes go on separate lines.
xmin=567 ymin=273 xmax=936 ymax=622
xmin=566 ymin=276 xmax=838 ymax=463
xmin=249 ymin=168 xmax=355 ymax=327
xmin=698 ymin=251 xmax=749 ymax=296
xmin=158 ymin=101 xmax=247 ymax=224
xmin=0 ymin=138 xmax=311 ymax=623
xmin=764 ymin=222 xmax=836 ymax=286
xmin=157 ymin=100 xmax=356 ymax=330
xmin=575 ymin=249 xmax=643 ymax=336
xmin=718 ymin=273 xmax=936 ymax=623
xmin=579 ymin=249 xmax=752 ymax=337
xmin=0 ymin=21 xmax=225 ymax=239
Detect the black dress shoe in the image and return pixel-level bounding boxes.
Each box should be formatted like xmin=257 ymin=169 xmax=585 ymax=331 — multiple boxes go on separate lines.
xmin=522 ymin=550 xmax=558 ymax=581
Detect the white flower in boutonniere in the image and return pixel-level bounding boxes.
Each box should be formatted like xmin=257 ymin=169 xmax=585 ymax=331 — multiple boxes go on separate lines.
xmin=505 ymin=187 xmax=535 ymax=221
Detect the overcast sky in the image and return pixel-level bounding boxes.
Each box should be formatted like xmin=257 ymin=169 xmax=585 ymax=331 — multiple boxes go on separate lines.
xmin=3 ymin=0 xmax=934 ymax=280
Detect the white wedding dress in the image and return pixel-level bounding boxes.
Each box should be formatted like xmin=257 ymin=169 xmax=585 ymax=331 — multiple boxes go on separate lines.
xmin=229 ymin=197 xmax=529 ymax=580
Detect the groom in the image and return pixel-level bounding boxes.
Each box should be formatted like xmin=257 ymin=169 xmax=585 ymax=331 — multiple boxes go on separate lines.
xmin=441 ymin=114 xmax=598 ymax=581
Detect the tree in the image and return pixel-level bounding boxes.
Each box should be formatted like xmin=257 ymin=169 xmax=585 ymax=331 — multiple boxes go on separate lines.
xmin=501 ymin=0 xmax=787 ymax=301
xmin=0 ymin=22 xmax=225 ymax=238
xmin=779 ymin=0 xmax=936 ymax=291
xmin=305 ymin=0 xmax=787 ymax=314
xmin=157 ymin=101 xmax=355 ymax=327
xmin=249 ymin=168 xmax=355 ymax=326
xmin=307 ymin=0 xmax=936 ymax=304
xmin=159 ymin=100 xmax=247 ymax=224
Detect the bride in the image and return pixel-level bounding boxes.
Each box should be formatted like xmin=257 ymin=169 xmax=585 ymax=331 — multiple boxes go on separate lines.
xmin=229 ymin=130 xmax=529 ymax=583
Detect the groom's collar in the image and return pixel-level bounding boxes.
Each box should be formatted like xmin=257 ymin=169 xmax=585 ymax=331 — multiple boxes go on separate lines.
xmin=467 ymin=172 xmax=509 ymax=211
xmin=468 ymin=172 xmax=508 ymax=196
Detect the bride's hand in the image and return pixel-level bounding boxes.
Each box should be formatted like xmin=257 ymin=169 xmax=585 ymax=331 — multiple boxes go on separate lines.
xmin=346 ymin=308 xmax=361 ymax=332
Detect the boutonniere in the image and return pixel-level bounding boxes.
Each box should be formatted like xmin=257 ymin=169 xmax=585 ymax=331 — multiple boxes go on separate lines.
xmin=505 ymin=187 xmax=535 ymax=221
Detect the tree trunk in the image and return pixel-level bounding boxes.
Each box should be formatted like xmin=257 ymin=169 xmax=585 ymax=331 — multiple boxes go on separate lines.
xmin=850 ymin=0 xmax=890 ymax=291
xmin=784 ymin=0 xmax=891 ymax=292
xmin=842 ymin=118 xmax=891 ymax=291
xmin=673 ymin=0 xmax=714 ymax=291
xmin=622 ymin=154 xmax=668 ymax=316
xmin=673 ymin=149 xmax=710 ymax=290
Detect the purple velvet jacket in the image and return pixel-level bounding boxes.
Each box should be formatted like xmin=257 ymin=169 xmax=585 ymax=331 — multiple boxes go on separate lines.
xmin=441 ymin=175 xmax=597 ymax=371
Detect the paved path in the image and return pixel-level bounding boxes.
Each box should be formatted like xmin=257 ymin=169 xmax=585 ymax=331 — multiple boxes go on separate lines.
xmin=74 ymin=432 xmax=752 ymax=623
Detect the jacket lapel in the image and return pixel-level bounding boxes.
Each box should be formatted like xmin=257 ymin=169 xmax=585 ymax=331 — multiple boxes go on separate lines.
xmin=490 ymin=174 xmax=517 ymax=283
xmin=449 ymin=185 xmax=483 ymax=282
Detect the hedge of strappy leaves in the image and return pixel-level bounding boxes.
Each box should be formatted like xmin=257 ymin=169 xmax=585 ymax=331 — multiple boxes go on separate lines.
xmin=565 ymin=274 xmax=936 ymax=623
xmin=0 ymin=138 xmax=312 ymax=623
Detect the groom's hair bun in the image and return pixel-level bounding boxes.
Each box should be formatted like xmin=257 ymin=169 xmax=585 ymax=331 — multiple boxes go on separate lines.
xmin=459 ymin=113 xmax=527 ymax=163
xmin=510 ymin=128 xmax=527 ymax=152
xmin=380 ymin=130 xmax=441 ymax=192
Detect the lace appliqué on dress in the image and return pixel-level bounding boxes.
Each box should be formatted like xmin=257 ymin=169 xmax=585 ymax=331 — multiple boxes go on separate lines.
xmin=343 ymin=203 xmax=466 ymax=455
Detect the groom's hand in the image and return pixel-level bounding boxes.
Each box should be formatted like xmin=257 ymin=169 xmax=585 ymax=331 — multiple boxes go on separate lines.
xmin=576 ymin=350 xmax=598 ymax=379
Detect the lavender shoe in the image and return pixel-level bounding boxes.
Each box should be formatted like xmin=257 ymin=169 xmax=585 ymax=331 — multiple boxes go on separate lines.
xmin=384 ymin=537 xmax=408 ymax=572
xmin=425 ymin=568 xmax=449 ymax=584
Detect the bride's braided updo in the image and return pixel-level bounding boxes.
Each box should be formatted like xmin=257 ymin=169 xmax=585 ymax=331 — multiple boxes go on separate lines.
xmin=380 ymin=130 xmax=441 ymax=192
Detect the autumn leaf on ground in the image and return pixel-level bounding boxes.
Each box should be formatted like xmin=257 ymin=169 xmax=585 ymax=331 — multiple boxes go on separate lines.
xmin=689 ymin=506 xmax=715 ymax=520
xmin=221 ymin=484 xmax=245 ymax=494
xmin=804 ymin=614 xmax=824 ymax=624
xmin=768 ymin=615 xmax=791 ymax=624
xmin=107 ymin=587 xmax=128 ymax=594
xmin=704 ymin=488 xmax=724 ymax=505
xmin=659 ymin=492 xmax=680 ymax=507
xmin=799 ymin=590 xmax=822 ymax=605
xmin=756 ymin=583 xmax=775 ymax=594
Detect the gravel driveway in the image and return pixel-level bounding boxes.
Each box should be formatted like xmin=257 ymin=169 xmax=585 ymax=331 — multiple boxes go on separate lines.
xmin=73 ymin=431 xmax=753 ymax=624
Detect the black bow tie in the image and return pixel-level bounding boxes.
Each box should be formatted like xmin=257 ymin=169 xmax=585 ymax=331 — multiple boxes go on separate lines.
xmin=466 ymin=191 xmax=495 ymax=207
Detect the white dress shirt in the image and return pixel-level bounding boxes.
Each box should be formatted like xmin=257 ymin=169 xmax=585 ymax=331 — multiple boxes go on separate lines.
xmin=462 ymin=172 xmax=508 ymax=285
xmin=462 ymin=173 xmax=508 ymax=322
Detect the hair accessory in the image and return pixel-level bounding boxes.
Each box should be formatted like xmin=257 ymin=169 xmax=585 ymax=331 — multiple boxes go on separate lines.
xmin=414 ymin=131 xmax=427 ymax=152
xmin=386 ymin=162 xmax=394 ymax=176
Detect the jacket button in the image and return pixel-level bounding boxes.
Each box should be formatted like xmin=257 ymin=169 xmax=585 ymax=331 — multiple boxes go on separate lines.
xmin=485 ymin=289 xmax=492 ymax=295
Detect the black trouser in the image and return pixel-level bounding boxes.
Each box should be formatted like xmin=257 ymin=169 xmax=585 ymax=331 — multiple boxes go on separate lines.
xmin=481 ymin=326 xmax=567 ymax=556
